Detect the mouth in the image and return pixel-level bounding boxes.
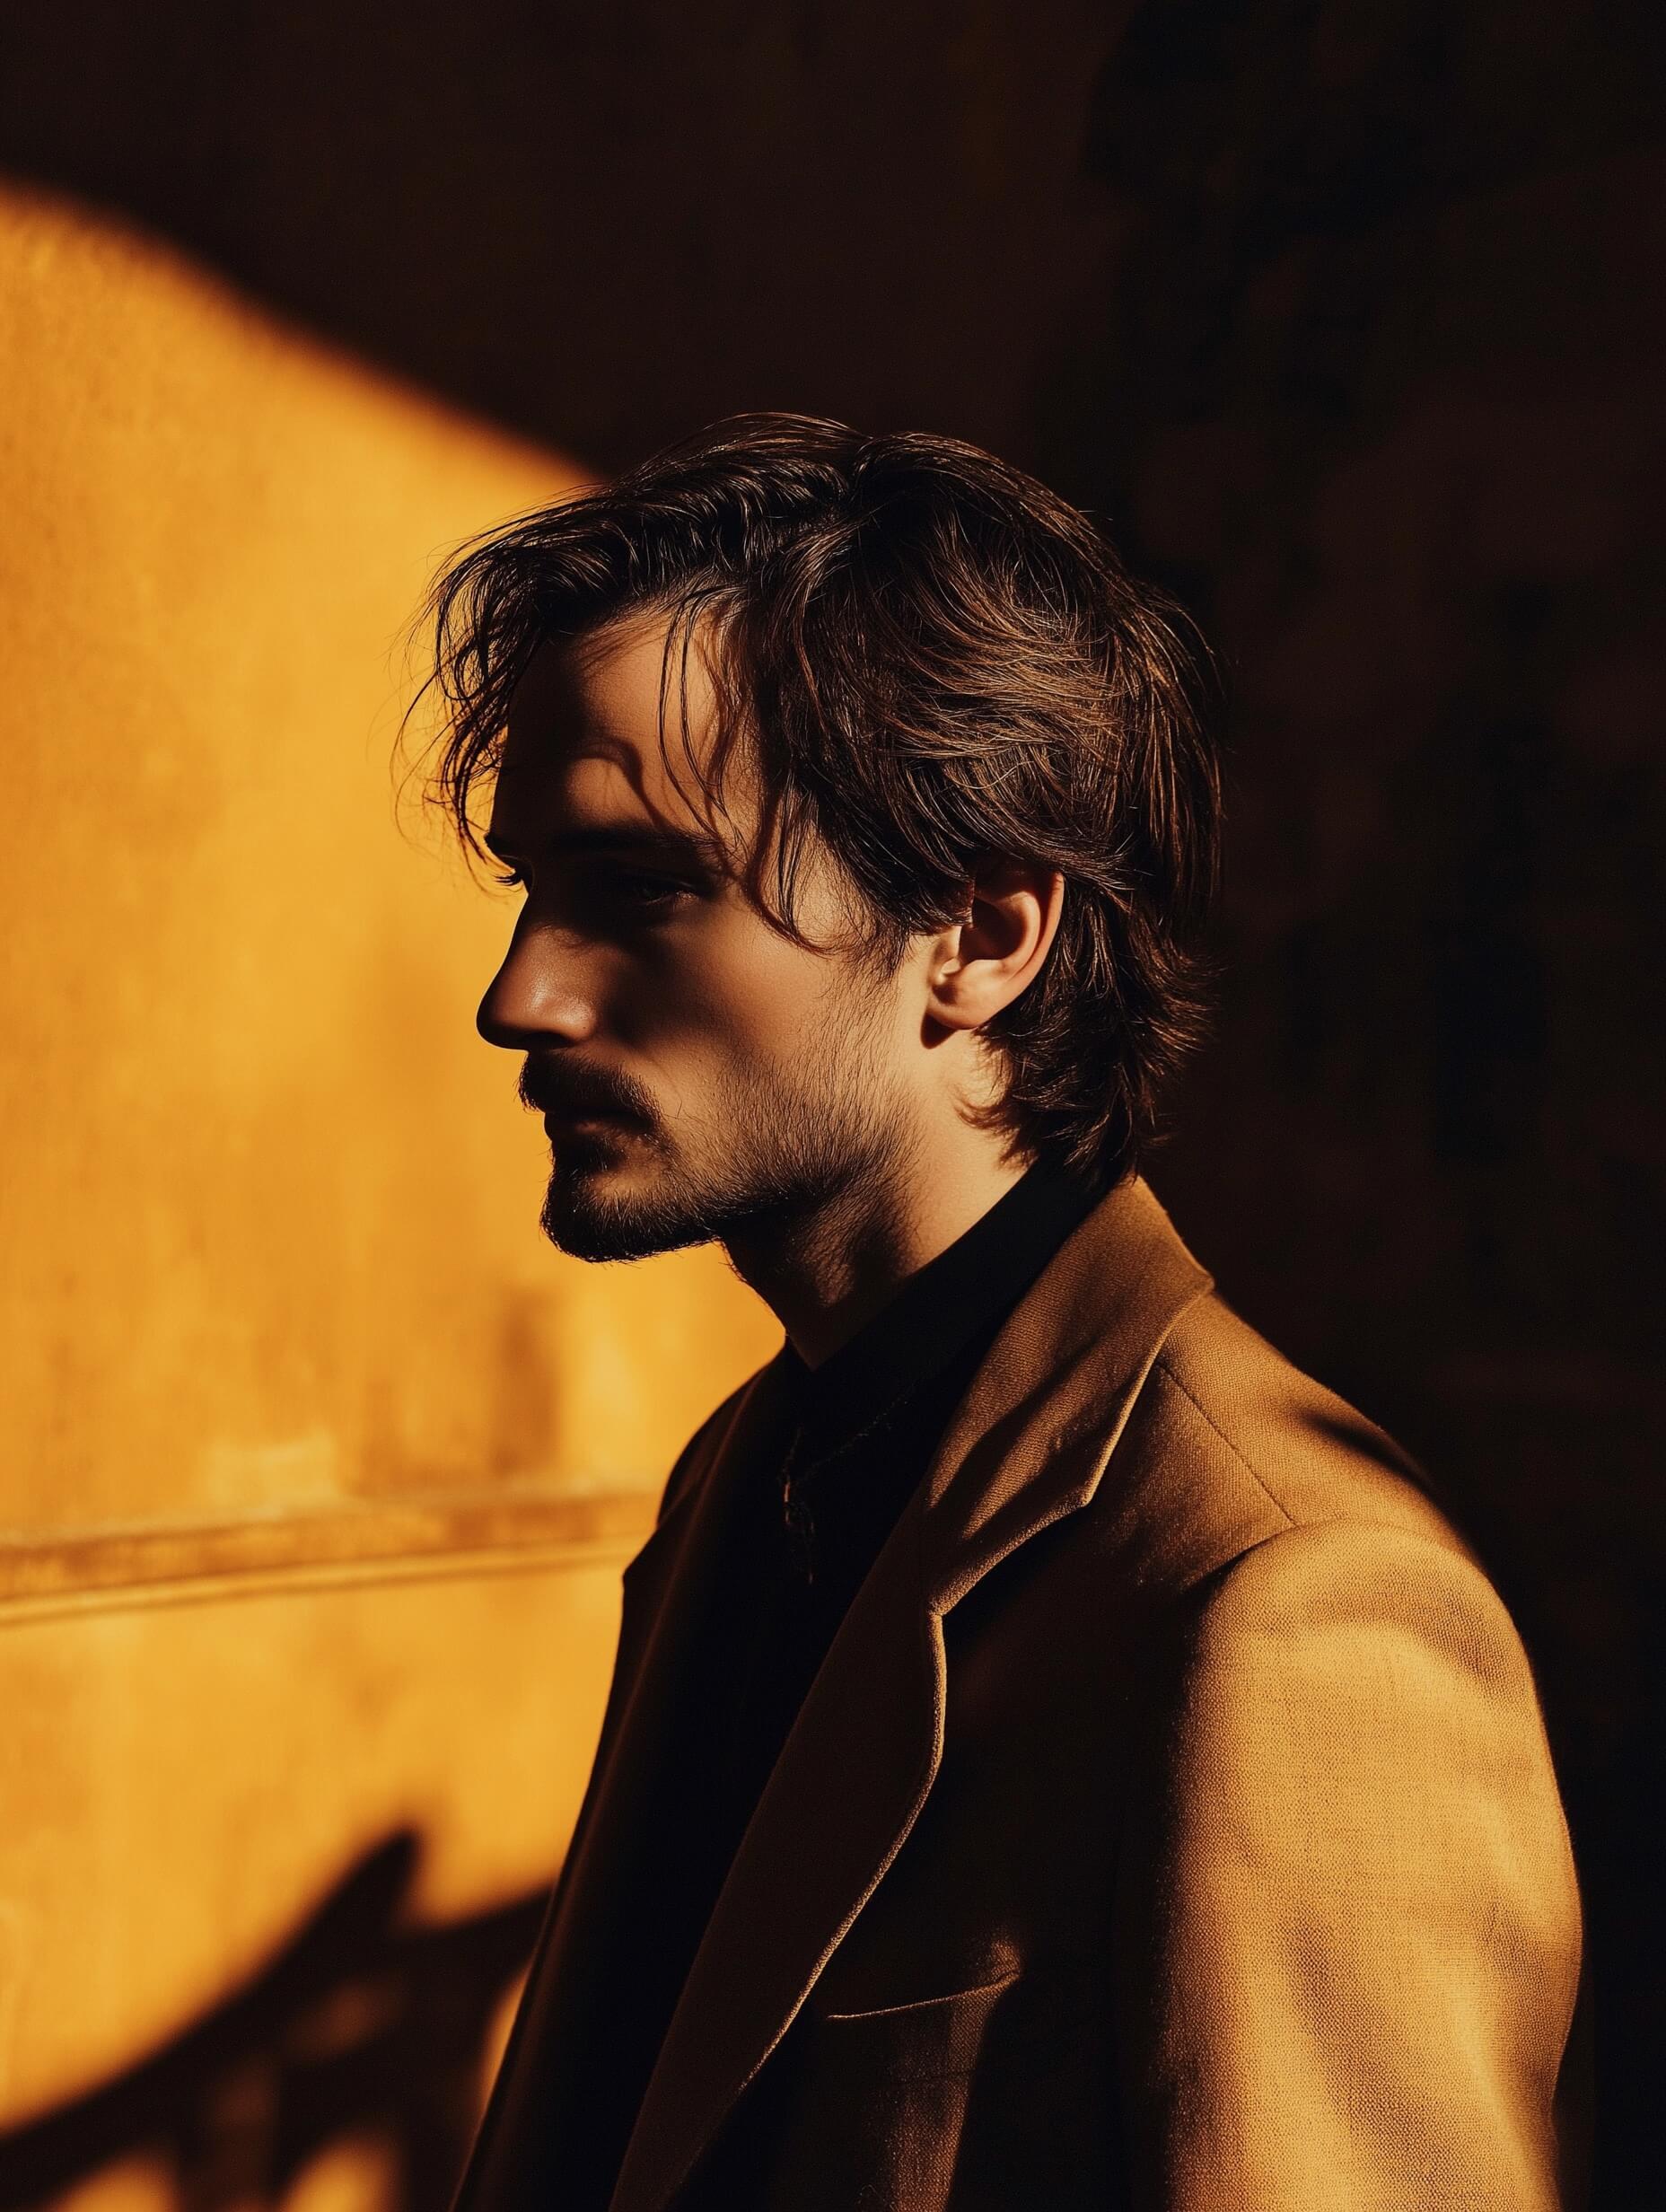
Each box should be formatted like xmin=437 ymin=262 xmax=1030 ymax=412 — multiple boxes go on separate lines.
xmin=543 ymin=1110 xmax=633 ymax=1137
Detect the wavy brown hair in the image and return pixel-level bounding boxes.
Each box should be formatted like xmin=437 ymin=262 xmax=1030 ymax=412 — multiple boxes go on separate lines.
xmin=404 ymin=413 xmax=1222 ymax=1189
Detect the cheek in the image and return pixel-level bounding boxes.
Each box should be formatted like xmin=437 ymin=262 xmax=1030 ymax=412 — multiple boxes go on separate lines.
xmin=616 ymin=917 xmax=858 ymax=1068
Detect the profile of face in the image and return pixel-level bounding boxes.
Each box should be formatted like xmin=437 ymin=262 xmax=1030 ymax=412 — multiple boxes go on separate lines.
xmin=476 ymin=613 xmax=931 ymax=1264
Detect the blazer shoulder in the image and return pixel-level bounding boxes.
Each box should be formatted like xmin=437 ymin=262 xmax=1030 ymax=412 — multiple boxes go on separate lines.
xmin=654 ymin=1364 xmax=775 ymax=1526
xmin=1083 ymin=1286 xmax=1496 ymax=1624
xmin=1103 ymin=1296 xmax=1572 ymax=1861
xmin=1142 ymin=1287 xmax=1474 ymax=1561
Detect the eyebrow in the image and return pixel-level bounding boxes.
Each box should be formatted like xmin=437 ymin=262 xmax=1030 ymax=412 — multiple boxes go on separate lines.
xmin=482 ymin=823 xmax=729 ymax=872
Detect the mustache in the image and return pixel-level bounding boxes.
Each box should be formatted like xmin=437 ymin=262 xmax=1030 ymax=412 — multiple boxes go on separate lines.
xmin=517 ymin=1058 xmax=652 ymax=1124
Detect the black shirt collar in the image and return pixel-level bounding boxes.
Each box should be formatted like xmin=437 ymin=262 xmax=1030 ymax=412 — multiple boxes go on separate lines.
xmin=776 ymin=1157 xmax=1105 ymax=1454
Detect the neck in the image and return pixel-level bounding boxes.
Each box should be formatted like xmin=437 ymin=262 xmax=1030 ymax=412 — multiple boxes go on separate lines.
xmin=722 ymin=1132 xmax=1034 ymax=1370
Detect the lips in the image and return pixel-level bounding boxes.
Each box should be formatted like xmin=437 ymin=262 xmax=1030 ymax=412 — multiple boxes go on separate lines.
xmin=543 ymin=1110 xmax=630 ymax=1134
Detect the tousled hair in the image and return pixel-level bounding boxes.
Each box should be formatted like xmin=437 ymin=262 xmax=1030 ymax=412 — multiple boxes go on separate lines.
xmin=403 ymin=412 xmax=1223 ymax=1189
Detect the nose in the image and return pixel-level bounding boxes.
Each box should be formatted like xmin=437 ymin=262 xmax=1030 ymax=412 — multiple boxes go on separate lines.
xmin=475 ymin=919 xmax=599 ymax=1052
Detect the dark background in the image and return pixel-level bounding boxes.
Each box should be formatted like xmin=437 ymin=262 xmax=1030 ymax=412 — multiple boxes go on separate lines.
xmin=3 ymin=1 xmax=1660 ymax=2203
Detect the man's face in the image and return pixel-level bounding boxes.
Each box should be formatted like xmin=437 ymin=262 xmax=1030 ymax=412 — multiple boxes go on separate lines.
xmin=477 ymin=612 xmax=925 ymax=1262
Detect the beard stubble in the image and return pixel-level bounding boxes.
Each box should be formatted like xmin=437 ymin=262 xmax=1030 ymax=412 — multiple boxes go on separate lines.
xmin=537 ymin=987 xmax=907 ymax=1266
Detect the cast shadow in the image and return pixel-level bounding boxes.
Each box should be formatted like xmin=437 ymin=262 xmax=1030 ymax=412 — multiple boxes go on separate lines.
xmin=0 ymin=1830 xmax=547 ymax=2212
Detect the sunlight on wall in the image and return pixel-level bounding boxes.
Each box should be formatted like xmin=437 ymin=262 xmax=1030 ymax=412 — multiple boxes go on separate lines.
xmin=0 ymin=183 xmax=780 ymax=1539
xmin=50 ymin=2156 xmax=175 ymax=2212
xmin=283 ymin=2139 xmax=405 ymax=2212
xmin=0 ymin=185 xmax=780 ymax=2190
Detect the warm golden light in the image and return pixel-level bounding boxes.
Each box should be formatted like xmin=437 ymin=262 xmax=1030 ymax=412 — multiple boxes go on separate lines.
xmin=0 ymin=184 xmax=777 ymax=2184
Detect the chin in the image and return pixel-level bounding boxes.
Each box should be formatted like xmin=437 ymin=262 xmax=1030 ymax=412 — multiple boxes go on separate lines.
xmin=539 ymin=1155 xmax=714 ymax=1265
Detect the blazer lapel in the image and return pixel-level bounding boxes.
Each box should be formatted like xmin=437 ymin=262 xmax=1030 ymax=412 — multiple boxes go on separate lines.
xmin=608 ymin=1173 xmax=1213 ymax=2212
xmin=919 ymin=1172 xmax=1214 ymax=1611
xmin=454 ymin=1356 xmax=797 ymax=2212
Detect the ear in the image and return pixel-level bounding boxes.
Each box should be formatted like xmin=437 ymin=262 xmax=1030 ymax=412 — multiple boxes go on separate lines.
xmin=924 ymin=859 xmax=1065 ymax=1034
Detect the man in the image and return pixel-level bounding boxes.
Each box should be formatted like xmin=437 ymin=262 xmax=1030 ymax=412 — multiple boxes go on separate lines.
xmin=413 ymin=416 xmax=1584 ymax=2209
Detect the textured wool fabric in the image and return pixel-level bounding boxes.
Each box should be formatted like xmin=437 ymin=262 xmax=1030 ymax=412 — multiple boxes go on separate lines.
xmin=455 ymin=1175 xmax=1584 ymax=2212
xmin=1121 ymin=1517 xmax=1577 ymax=2208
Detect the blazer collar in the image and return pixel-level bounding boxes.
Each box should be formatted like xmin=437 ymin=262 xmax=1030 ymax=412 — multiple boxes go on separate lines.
xmin=921 ymin=1170 xmax=1214 ymax=1609
xmin=607 ymin=1172 xmax=1213 ymax=2212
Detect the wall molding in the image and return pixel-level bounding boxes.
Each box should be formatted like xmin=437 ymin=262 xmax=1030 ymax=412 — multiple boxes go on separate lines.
xmin=0 ymin=1487 xmax=654 ymax=1627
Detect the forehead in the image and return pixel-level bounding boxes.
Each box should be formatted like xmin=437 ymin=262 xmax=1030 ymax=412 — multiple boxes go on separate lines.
xmin=489 ymin=613 xmax=731 ymax=847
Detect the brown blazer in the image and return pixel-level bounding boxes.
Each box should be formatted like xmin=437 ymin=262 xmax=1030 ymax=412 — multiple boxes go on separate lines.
xmin=457 ymin=1175 xmax=1585 ymax=2211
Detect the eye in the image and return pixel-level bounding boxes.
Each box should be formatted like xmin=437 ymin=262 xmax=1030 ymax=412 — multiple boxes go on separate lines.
xmin=487 ymin=858 xmax=696 ymax=919
xmin=616 ymin=870 xmax=674 ymax=900
xmin=605 ymin=870 xmax=690 ymax=917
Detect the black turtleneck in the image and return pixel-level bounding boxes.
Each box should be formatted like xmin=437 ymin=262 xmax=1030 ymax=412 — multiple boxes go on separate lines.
xmin=705 ymin=1158 xmax=1105 ymax=1828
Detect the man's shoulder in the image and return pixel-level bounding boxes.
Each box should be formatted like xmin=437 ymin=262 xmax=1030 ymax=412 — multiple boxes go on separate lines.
xmin=1095 ymin=1285 xmax=1488 ymax=1605
xmin=654 ymin=1363 xmax=776 ymax=1525
xmin=1089 ymin=1290 xmax=1564 ymax=1788
xmin=1154 ymin=1289 xmax=1460 ymax=1534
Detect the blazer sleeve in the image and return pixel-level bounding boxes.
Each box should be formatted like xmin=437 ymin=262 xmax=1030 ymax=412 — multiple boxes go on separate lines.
xmin=1116 ymin=1516 xmax=1584 ymax=2211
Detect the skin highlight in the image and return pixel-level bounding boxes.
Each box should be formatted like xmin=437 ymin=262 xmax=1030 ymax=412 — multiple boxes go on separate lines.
xmin=475 ymin=610 xmax=1065 ymax=1367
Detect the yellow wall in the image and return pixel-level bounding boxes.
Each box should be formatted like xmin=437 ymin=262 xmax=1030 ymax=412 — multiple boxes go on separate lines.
xmin=0 ymin=185 xmax=779 ymax=2200
xmin=0 ymin=186 xmax=776 ymax=1532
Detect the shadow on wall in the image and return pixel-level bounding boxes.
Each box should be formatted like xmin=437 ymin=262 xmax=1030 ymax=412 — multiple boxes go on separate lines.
xmin=0 ymin=1835 xmax=544 ymax=2212
xmin=0 ymin=1 xmax=1116 ymax=468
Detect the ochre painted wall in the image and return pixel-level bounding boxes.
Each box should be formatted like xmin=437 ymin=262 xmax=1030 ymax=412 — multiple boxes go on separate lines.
xmin=0 ymin=185 xmax=778 ymax=1535
xmin=0 ymin=188 xmax=779 ymax=2199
